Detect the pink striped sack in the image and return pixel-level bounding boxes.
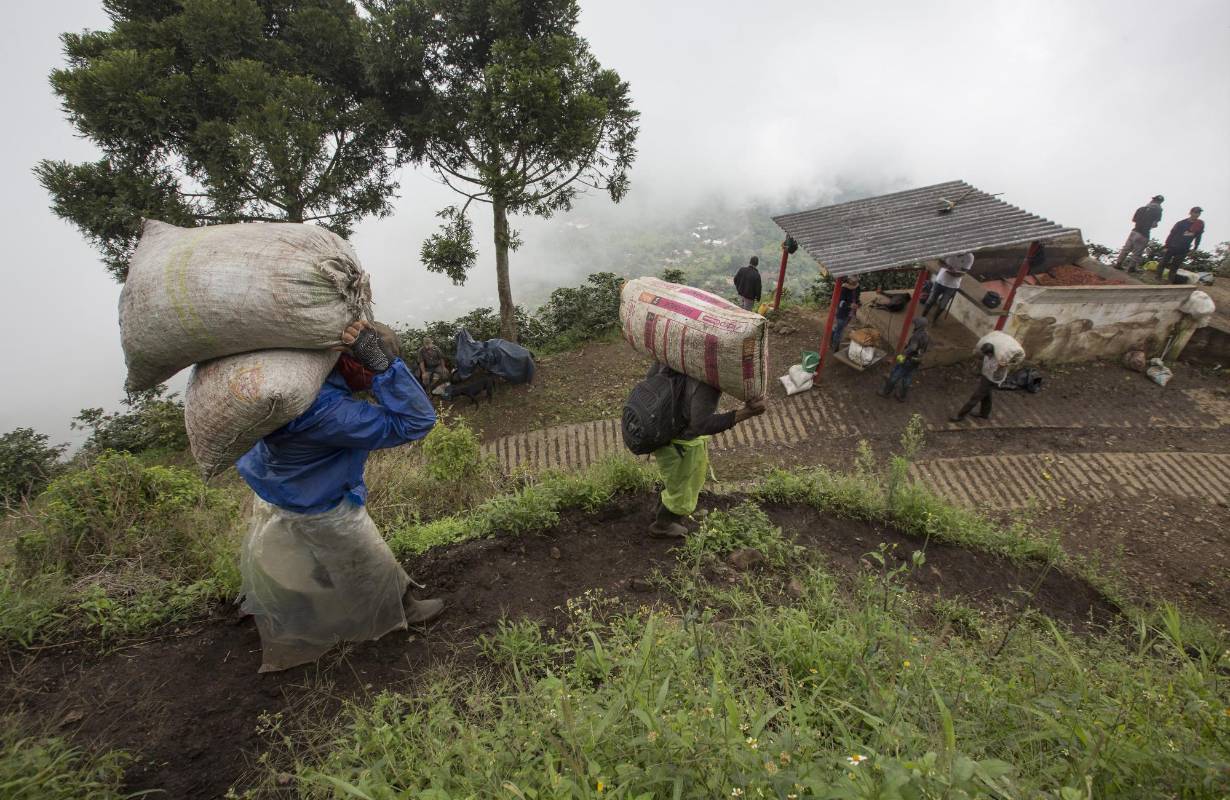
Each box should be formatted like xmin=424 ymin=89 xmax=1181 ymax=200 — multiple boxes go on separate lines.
xmin=619 ymin=277 xmax=767 ymax=401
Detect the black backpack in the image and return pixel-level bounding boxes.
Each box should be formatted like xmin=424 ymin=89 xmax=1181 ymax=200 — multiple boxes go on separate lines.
xmin=621 ymin=371 xmax=686 ymax=455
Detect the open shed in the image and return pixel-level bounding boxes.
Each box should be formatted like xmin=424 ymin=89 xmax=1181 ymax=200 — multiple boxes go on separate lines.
xmin=772 ymin=180 xmax=1205 ymax=374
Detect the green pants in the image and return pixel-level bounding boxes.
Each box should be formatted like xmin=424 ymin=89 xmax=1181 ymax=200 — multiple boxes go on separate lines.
xmin=653 ymin=437 xmax=710 ymax=516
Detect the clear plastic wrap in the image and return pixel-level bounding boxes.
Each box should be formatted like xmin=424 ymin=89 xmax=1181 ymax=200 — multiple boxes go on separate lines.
xmin=240 ymin=497 xmax=411 ymax=672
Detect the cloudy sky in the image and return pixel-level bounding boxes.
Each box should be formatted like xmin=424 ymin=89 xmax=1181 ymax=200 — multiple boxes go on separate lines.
xmin=2 ymin=0 xmax=1228 ymax=445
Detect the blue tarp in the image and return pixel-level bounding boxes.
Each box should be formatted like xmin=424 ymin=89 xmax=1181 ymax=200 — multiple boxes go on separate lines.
xmin=453 ymin=329 xmax=536 ymax=384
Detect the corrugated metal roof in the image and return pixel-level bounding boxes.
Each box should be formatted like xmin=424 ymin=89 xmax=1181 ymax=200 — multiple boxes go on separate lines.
xmin=772 ymin=180 xmax=1080 ymax=277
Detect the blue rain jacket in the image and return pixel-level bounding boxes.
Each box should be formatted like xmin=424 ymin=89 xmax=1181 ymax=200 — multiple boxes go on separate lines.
xmin=237 ymin=359 xmax=437 ymax=514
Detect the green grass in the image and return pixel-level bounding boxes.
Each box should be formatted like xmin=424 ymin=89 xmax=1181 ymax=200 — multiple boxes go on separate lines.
xmin=0 ymin=720 xmax=135 ymax=799
xmin=268 ymin=530 xmax=1230 ymax=799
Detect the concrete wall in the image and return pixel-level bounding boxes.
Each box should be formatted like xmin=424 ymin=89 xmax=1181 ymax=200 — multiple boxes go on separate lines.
xmin=946 ymin=282 xmax=1199 ymax=362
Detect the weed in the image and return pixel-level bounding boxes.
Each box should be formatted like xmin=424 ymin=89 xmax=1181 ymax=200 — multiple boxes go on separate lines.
xmin=0 ymin=718 xmax=134 ymax=799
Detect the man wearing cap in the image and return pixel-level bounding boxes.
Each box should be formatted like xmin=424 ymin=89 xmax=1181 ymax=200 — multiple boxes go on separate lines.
xmin=733 ymin=256 xmax=762 ymax=311
xmin=1114 ymin=195 xmax=1164 ymax=273
xmin=1157 ymin=207 xmax=1206 ymax=283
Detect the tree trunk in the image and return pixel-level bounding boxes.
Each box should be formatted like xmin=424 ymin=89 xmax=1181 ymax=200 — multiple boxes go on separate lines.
xmin=492 ymin=198 xmax=518 ymax=342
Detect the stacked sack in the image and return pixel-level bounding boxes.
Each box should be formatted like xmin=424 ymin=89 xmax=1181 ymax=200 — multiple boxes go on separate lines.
xmin=119 ymin=220 xmax=372 ymax=477
xmin=618 ymin=277 xmax=767 ymax=401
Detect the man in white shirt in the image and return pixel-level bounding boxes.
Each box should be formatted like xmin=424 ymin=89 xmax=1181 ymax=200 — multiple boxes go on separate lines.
xmin=922 ymin=252 xmax=974 ymax=322
xmin=949 ymin=341 xmax=1010 ymax=422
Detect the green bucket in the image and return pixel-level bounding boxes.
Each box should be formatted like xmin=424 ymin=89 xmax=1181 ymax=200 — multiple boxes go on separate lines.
xmin=800 ymin=350 xmax=820 ymax=373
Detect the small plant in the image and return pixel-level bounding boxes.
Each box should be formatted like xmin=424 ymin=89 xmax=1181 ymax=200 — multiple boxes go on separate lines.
xmin=0 ymin=719 xmax=133 ymax=799
xmin=685 ymin=501 xmax=800 ymax=568
xmin=72 ymin=385 xmax=187 ymax=456
xmin=0 ymin=428 xmax=65 ymax=510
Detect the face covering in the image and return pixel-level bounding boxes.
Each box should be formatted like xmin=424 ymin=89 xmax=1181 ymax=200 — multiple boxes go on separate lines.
xmin=336 ymin=353 xmax=375 ymax=392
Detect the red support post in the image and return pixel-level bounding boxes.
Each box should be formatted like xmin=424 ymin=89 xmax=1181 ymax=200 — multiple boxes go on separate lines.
xmin=772 ymin=243 xmax=790 ymax=311
xmin=895 ymin=267 xmax=929 ymax=353
xmin=815 ymin=278 xmax=843 ymax=380
xmin=995 ymin=241 xmax=1041 ymax=332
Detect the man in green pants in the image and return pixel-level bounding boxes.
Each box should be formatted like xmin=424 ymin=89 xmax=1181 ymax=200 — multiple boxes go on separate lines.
xmin=645 ymin=363 xmax=766 ymax=538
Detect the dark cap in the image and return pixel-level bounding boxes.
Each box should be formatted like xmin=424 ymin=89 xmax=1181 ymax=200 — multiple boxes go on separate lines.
xmin=1152 ymin=194 xmax=1164 ymax=202
xmin=1191 ymin=206 xmax=1203 ymax=214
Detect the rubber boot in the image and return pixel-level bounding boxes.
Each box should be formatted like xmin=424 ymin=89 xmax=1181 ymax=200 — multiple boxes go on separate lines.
xmin=877 ymin=379 xmax=892 ymax=398
xmin=648 ymin=499 xmax=688 ymax=539
xmin=404 ymin=597 xmax=445 ymax=625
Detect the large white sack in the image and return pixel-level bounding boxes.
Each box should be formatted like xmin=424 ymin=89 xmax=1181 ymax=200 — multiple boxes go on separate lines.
xmin=619 ymin=277 xmax=767 ymax=401
xmin=119 ymin=220 xmax=370 ymax=391
xmin=185 ymin=349 xmax=339 ymax=477
xmin=976 ymin=331 xmax=1025 ymax=367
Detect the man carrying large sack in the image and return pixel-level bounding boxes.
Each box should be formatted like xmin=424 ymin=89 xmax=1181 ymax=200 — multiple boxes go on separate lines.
xmin=236 ymin=320 xmax=441 ymax=672
xmin=644 ymin=363 xmax=765 ymax=538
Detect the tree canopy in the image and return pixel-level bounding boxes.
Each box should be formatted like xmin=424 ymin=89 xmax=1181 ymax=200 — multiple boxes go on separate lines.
xmin=38 ymin=0 xmax=428 ymax=280
xmin=366 ymin=0 xmax=639 ymax=340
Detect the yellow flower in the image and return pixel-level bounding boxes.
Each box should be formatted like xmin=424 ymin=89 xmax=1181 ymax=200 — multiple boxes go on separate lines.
xmin=902 ymin=660 xmax=911 ymax=668
xmin=808 ymin=668 xmax=817 ymax=674
xmin=846 ymin=754 xmax=867 ymax=766
xmin=597 ymin=781 xmax=605 ymax=793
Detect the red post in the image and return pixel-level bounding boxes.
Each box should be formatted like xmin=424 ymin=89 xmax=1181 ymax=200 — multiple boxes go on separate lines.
xmin=815 ymin=277 xmax=843 ymax=380
xmin=995 ymin=241 xmax=1041 ymax=332
xmin=895 ymin=267 xmax=929 ymax=352
xmin=772 ymin=243 xmax=790 ymax=311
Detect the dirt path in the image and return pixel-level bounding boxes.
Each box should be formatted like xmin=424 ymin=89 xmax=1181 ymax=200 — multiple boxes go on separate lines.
xmin=1 ymin=494 xmax=1114 ymax=799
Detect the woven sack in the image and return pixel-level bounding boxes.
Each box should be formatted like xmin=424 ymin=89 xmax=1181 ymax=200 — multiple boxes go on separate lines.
xmin=618 ymin=277 xmax=767 ymax=401
xmin=849 ymin=327 xmax=881 ymax=347
xmin=119 ymin=220 xmax=370 ymax=391
xmin=185 ymin=349 xmax=339 ymax=477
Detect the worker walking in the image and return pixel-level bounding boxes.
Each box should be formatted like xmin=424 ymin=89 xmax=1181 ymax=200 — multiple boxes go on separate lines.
xmin=733 ymin=256 xmax=762 ymax=311
xmin=1157 ymin=207 xmax=1205 ymax=283
xmin=949 ymin=341 xmax=1010 ymax=422
xmin=643 ymin=363 xmax=765 ymax=538
xmin=1114 ymin=195 xmax=1164 ymax=273
xmin=877 ymin=317 xmax=930 ymax=402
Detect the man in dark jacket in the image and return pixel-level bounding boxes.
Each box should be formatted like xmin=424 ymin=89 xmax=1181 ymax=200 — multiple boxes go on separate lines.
xmin=830 ymin=275 xmax=862 ymax=351
xmin=644 ymin=363 xmax=765 ymax=538
xmin=877 ymin=317 xmax=929 ymax=401
xmin=1114 ymin=195 xmax=1164 ymax=273
xmin=733 ymin=256 xmax=762 ymax=311
xmin=1157 ymin=207 xmax=1205 ymax=283
xmin=237 ymin=320 xmax=442 ymax=672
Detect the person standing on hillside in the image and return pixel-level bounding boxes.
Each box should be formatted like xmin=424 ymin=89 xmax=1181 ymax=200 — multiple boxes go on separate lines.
xmin=1157 ymin=207 xmax=1206 ymax=283
xmin=236 ymin=320 xmax=443 ymax=672
xmin=733 ymin=256 xmax=762 ymax=311
xmin=921 ymin=252 xmax=974 ymax=322
xmin=829 ymin=275 xmax=862 ymax=352
xmin=949 ymin=341 xmax=1009 ymax=422
xmin=877 ymin=316 xmax=930 ymax=402
xmin=1114 ymin=195 xmax=1164 ymax=273
xmin=645 ymin=363 xmax=765 ymax=538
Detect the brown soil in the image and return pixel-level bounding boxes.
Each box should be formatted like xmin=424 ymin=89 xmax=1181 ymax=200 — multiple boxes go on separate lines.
xmin=2 ymin=494 xmax=1113 ymax=799
xmin=1035 ymin=264 xmax=1126 ymax=286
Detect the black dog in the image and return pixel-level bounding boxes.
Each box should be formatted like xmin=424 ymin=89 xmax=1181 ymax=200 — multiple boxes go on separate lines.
xmin=443 ymin=368 xmax=495 ymax=406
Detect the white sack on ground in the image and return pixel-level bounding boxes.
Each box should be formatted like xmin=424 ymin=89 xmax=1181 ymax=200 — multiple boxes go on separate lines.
xmin=185 ymin=349 xmax=339 ymax=478
xmin=619 ymin=277 xmax=767 ymax=401
xmin=240 ymin=498 xmax=411 ymax=673
xmin=119 ymin=220 xmax=371 ymax=391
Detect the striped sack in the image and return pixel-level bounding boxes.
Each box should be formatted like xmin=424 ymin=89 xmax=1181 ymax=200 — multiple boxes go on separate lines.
xmin=619 ymin=277 xmax=767 ymax=401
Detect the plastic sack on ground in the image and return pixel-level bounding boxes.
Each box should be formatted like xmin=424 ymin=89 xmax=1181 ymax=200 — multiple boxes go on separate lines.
xmin=452 ymin=329 xmax=536 ymax=383
xmin=976 ymin=331 xmax=1026 ymax=368
xmin=240 ymin=497 xmax=411 ymax=673
xmin=1146 ymin=358 xmax=1173 ymax=387
xmin=185 ymin=349 xmax=339 ymax=478
xmin=619 ymin=277 xmax=767 ymax=401
xmin=119 ymin=220 xmax=371 ymax=391
xmin=847 ymin=341 xmax=877 ymax=366
xmin=779 ymin=363 xmax=813 ymax=396
xmin=1180 ymin=290 xmax=1216 ymax=324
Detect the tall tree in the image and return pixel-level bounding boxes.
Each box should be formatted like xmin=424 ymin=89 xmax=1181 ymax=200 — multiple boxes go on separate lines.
xmin=37 ymin=0 xmax=429 ymax=281
xmin=367 ymin=0 xmax=639 ymax=341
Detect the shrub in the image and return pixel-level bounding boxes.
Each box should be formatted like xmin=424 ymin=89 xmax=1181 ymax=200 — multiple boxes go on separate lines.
xmin=72 ymin=385 xmax=187 ymax=456
xmin=0 ymin=428 xmax=65 ymax=509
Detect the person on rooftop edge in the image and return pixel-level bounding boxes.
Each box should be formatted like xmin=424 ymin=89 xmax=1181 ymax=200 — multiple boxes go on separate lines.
xmin=236 ymin=320 xmax=442 ymax=672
